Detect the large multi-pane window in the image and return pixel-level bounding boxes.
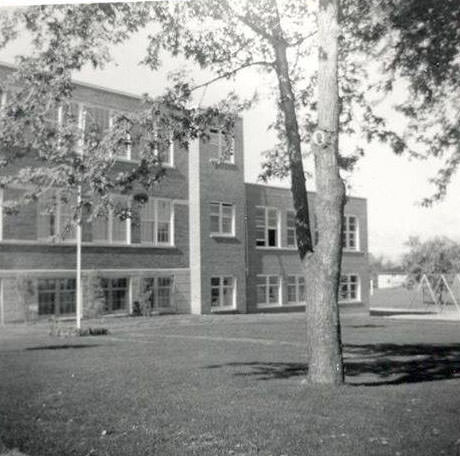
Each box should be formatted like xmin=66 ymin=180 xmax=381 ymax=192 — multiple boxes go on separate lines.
xmin=37 ymin=191 xmax=76 ymax=242
xmin=210 ymin=276 xmax=235 ymax=309
xmin=209 ymin=128 xmax=235 ymax=163
xmin=38 ymin=278 xmax=76 ymax=316
xmin=210 ymin=202 xmax=234 ymax=235
xmin=256 ymin=275 xmax=280 ymax=306
xmin=101 ymin=278 xmax=129 ymax=313
xmin=343 ymin=215 xmax=359 ymax=250
xmin=287 ymin=211 xmax=296 ymax=248
xmin=92 ymin=196 xmax=128 ymax=244
xmin=287 ymin=275 xmax=305 ymax=304
xmin=84 ymin=105 xmax=111 ymax=140
xmin=143 ymin=276 xmax=174 ymax=309
xmin=255 ymin=207 xmax=279 ymax=247
xmin=128 ymin=124 xmax=174 ymax=164
xmin=140 ymin=198 xmax=173 ymax=245
xmin=339 ymin=274 xmax=360 ymax=302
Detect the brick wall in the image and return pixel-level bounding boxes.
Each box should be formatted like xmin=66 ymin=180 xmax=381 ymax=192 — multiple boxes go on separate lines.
xmin=191 ymin=117 xmax=247 ymax=313
xmin=245 ymin=184 xmax=369 ymax=312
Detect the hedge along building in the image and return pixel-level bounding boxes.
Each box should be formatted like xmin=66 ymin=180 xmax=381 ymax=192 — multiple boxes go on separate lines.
xmin=0 ymin=63 xmax=369 ymax=323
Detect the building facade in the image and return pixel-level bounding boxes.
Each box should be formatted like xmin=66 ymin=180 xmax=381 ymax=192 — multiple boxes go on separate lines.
xmin=0 ymin=64 xmax=369 ymax=323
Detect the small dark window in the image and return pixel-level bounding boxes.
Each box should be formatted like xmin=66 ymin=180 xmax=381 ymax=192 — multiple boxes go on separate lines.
xmin=268 ymin=229 xmax=277 ymax=246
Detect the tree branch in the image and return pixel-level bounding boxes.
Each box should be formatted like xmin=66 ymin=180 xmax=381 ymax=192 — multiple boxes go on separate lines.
xmin=190 ymin=60 xmax=275 ymax=92
xmin=287 ymin=31 xmax=317 ymax=47
xmin=220 ymin=0 xmax=276 ymax=43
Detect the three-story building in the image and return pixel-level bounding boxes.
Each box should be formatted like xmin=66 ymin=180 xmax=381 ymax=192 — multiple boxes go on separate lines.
xmin=0 ymin=63 xmax=369 ymax=323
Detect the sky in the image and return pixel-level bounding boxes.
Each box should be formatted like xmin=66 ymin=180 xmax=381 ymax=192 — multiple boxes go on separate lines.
xmin=1 ymin=3 xmax=460 ymax=262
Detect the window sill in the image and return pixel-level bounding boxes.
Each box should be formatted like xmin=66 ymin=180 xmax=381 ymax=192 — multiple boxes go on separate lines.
xmin=210 ymin=233 xmax=237 ymax=239
xmin=211 ymin=306 xmax=236 ymax=312
xmin=338 ymin=299 xmax=362 ymax=305
xmin=255 ymin=247 xmax=298 ymax=252
xmin=256 ymin=303 xmax=282 ymax=309
xmin=0 ymin=240 xmax=177 ymax=249
xmin=114 ymin=157 xmax=175 ymax=168
xmin=342 ymin=249 xmax=363 ymax=254
xmin=209 ymin=158 xmax=237 ymax=169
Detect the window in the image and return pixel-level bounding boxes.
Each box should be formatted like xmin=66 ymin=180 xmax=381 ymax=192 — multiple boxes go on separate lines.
xmin=287 ymin=211 xmax=296 ymax=248
xmin=0 ymin=89 xmax=6 ymax=110
xmin=256 ymin=207 xmax=279 ymax=247
xmin=209 ymin=128 xmax=235 ymax=163
xmin=92 ymin=196 xmax=129 ymax=244
xmin=343 ymin=215 xmax=359 ymax=250
xmin=210 ymin=202 xmax=234 ymax=235
xmin=84 ymin=105 xmax=111 ymax=143
xmin=155 ymin=128 xmax=174 ymax=166
xmin=44 ymin=105 xmax=60 ymax=128
xmin=140 ymin=198 xmax=173 ymax=246
xmin=256 ymin=275 xmax=280 ymax=307
xmin=101 ymin=278 xmax=129 ymax=313
xmin=313 ymin=213 xmax=319 ymax=245
xmin=108 ymin=111 xmax=132 ymax=160
xmin=339 ymin=274 xmax=360 ymax=302
xmin=287 ymin=275 xmax=305 ymax=304
xmin=210 ymin=276 xmax=235 ymax=309
xmin=128 ymin=124 xmax=174 ymax=165
xmin=143 ymin=276 xmax=174 ymax=309
xmin=38 ymin=278 xmax=76 ymax=316
xmin=37 ymin=191 xmax=76 ymax=242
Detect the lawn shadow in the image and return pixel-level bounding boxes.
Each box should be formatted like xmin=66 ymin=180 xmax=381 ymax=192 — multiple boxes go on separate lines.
xmin=204 ymin=343 xmax=460 ymax=386
xmin=206 ymin=361 xmax=307 ymax=380
xmin=25 ymin=344 xmax=101 ymax=351
xmin=345 ymin=343 xmax=460 ymax=386
xmin=345 ymin=324 xmax=386 ymax=329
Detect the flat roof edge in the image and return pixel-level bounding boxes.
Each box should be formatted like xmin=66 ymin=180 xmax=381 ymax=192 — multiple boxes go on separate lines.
xmin=244 ymin=182 xmax=366 ymax=201
xmin=0 ymin=60 xmax=142 ymax=101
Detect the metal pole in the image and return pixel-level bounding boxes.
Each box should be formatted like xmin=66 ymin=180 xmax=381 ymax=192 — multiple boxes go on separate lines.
xmin=0 ymin=279 xmax=4 ymax=327
xmin=75 ymin=103 xmax=84 ymax=331
xmin=76 ymin=185 xmax=82 ymax=330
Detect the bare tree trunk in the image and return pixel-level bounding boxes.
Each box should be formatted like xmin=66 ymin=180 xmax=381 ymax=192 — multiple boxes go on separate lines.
xmin=304 ymin=0 xmax=345 ymax=384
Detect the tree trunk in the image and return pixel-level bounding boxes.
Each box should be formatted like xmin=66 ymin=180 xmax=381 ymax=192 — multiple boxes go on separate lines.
xmin=273 ymin=41 xmax=314 ymax=258
xmin=271 ymin=0 xmax=344 ymax=384
xmin=304 ymin=0 xmax=345 ymax=384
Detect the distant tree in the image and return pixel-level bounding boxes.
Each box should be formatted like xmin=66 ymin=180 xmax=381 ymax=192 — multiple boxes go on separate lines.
xmin=403 ymin=236 xmax=460 ymax=306
xmin=402 ymin=236 xmax=460 ymax=282
xmin=369 ymin=253 xmax=401 ymax=274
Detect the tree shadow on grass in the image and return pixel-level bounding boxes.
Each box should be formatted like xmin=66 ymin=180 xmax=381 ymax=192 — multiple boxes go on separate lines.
xmin=345 ymin=343 xmax=460 ymax=386
xmin=25 ymin=344 xmax=101 ymax=351
xmin=205 ymin=343 xmax=460 ymax=386
xmin=206 ymin=361 xmax=307 ymax=380
xmin=345 ymin=324 xmax=386 ymax=329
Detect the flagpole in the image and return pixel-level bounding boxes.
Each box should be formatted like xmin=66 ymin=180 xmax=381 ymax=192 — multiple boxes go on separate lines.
xmin=76 ymin=184 xmax=82 ymax=330
xmin=76 ymin=103 xmax=84 ymax=330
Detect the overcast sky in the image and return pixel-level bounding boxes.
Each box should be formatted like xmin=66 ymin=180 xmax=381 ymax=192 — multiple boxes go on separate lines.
xmin=1 ymin=4 xmax=460 ymax=261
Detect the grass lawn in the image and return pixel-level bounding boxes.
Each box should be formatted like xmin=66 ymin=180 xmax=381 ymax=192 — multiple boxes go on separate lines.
xmin=1 ymin=311 xmax=460 ymax=456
